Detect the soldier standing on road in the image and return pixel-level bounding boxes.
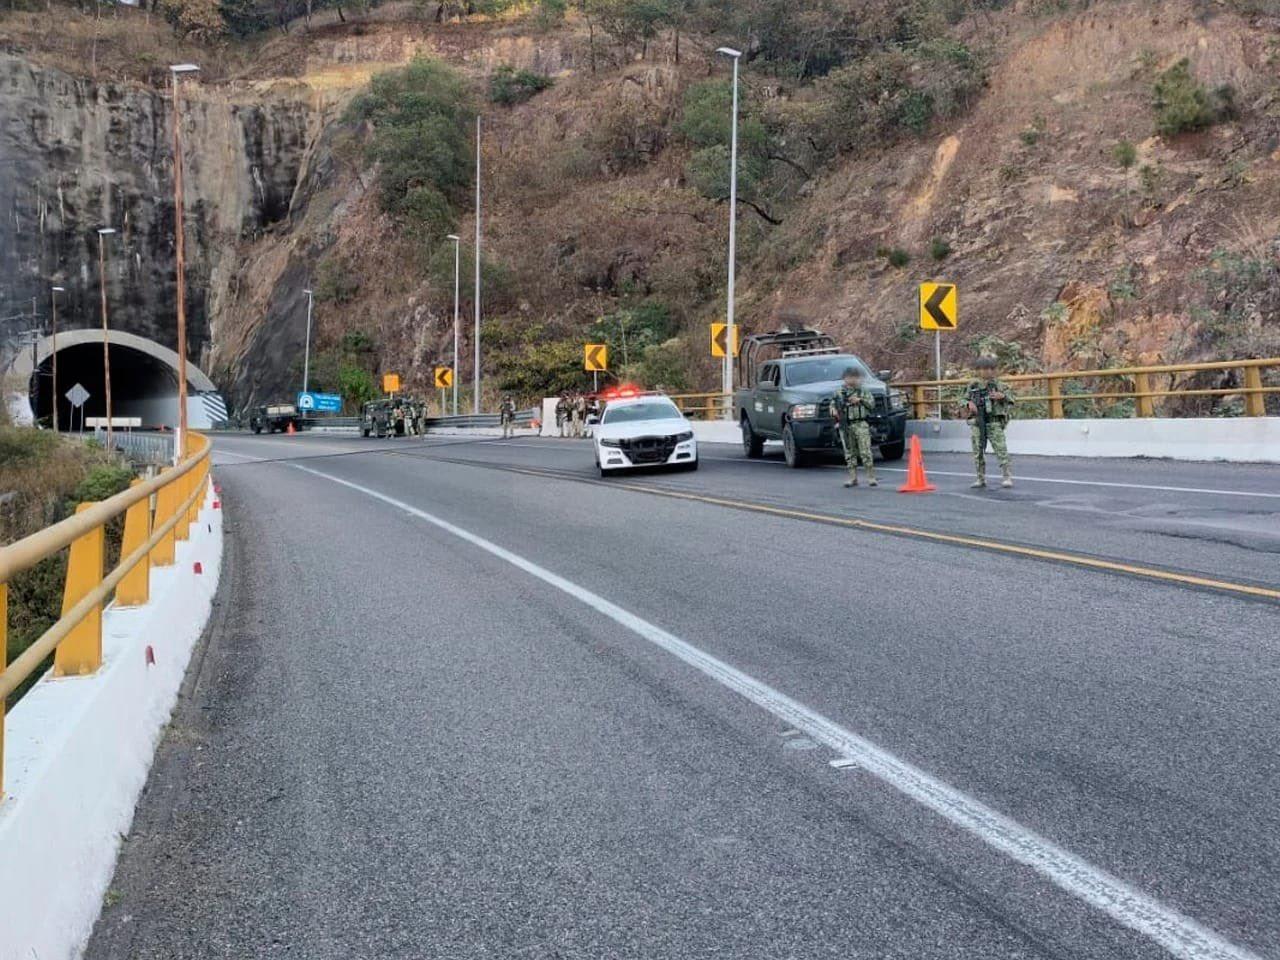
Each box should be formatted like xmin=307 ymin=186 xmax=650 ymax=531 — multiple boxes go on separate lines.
xmin=556 ymin=393 xmax=569 ymax=438
xmin=570 ymin=393 xmax=584 ymax=438
xmin=499 ymin=395 xmax=516 ymax=439
xmin=831 ymin=366 xmax=878 ymax=488
xmin=964 ymin=355 xmax=1016 ymax=489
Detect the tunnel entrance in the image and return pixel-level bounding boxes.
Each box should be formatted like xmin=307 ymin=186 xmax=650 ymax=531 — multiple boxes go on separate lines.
xmin=19 ymin=329 xmax=219 ymax=430
xmin=33 ymin=342 xmax=183 ymax=429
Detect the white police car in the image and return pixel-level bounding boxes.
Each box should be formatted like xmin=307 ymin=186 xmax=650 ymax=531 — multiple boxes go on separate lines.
xmin=592 ymin=391 xmax=698 ymax=476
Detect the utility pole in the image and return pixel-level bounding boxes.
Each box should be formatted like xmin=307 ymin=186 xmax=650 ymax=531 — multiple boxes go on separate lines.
xmin=97 ymin=227 xmax=117 ymax=449
xmin=302 ymin=288 xmax=314 ymax=394
xmin=447 ymin=233 xmax=461 ymax=415
xmin=473 ymin=116 xmax=482 ymax=415
xmin=170 ymin=63 xmax=199 ymax=463
xmin=50 ymin=286 xmax=65 ymax=431
xmin=717 ymin=47 xmax=743 ymax=414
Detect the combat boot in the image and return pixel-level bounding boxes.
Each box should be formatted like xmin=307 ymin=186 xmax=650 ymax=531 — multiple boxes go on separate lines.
xmin=971 ymin=469 xmax=986 ymax=489
xmin=866 ymin=469 xmax=878 ymax=487
xmin=844 ymin=472 xmax=858 ymax=488
xmin=1001 ymin=466 xmax=1014 ymax=488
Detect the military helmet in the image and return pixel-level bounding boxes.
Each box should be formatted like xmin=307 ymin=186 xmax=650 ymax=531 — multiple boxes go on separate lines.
xmin=975 ymin=355 xmax=998 ymax=370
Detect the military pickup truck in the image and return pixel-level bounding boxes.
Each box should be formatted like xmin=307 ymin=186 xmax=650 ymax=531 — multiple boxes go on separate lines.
xmin=249 ymin=403 xmax=304 ymax=434
xmin=733 ymin=329 xmax=909 ymax=467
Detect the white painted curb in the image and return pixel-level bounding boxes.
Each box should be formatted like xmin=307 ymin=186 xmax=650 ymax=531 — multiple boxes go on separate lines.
xmin=908 ymin=416 xmax=1280 ymax=463
xmin=0 ymin=487 xmax=224 ymax=960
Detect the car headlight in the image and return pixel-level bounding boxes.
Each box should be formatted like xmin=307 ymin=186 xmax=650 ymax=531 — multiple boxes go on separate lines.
xmin=790 ymin=404 xmax=819 ymax=420
xmin=674 ymin=431 xmax=694 ymax=442
xmin=889 ymin=389 xmax=906 ymax=411
xmin=599 ymin=438 xmax=621 ymax=448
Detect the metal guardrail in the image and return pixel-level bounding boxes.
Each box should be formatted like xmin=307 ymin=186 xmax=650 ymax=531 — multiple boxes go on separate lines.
xmin=92 ymin=429 xmax=176 ymax=465
xmin=0 ymin=433 xmax=213 ymax=797
xmin=895 ymin=358 xmax=1280 ymax=420
xmin=426 ymin=409 xmax=538 ymax=430
xmin=670 ymin=358 xmax=1280 ymax=421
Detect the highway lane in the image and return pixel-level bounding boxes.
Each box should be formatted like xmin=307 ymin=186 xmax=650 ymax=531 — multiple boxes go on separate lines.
xmin=88 ymin=432 xmax=1280 ymax=959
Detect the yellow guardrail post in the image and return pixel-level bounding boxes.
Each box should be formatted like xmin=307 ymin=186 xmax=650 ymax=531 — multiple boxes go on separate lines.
xmin=150 ymin=470 xmax=179 ymax=567
xmin=912 ymin=385 xmax=928 ymax=420
xmin=1047 ymin=377 xmax=1064 ymax=419
xmin=53 ymin=504 xmax=105 ymax=677
xmin=116 ymin=479 xmax=152 ymax=607
xmin=1134 ymin=373 xmax=1155 ymax=418
xmin=175 ymin=471 xmax=192 ymax=543
xmin=1243 ymin=366 xmax=1266 ymax=417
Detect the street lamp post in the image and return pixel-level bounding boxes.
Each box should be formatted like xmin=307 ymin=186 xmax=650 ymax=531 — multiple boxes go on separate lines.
xmin=170 ymin=63 xmax=199 ymax=464
xmin=716 ymin=46 xmax=743 ymax=413
xmin=473 ymin=116 xmax=482 ymax=415
xmin=96 ymin=227 xmax=117 ymax=448
xmin=302 ymin=288 xmax=314 ymax=395
xmin=446 ymin=233 xmax=461 ymax=415
xmin=50 ymin=286 xmax=65 ymax=432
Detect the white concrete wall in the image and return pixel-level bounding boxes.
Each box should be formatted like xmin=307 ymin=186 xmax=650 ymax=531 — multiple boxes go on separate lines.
xmin=0 ymin=488 xmax=224 ymax=960
xmin=908 ymin=416 xmax=1280 ymax=463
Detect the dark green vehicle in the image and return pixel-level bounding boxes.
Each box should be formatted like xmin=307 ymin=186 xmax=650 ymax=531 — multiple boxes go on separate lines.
xmin=360 ymin=399 xmax=396 ymax=438
xmin=734 ymin=329 xmax=909 ymax=467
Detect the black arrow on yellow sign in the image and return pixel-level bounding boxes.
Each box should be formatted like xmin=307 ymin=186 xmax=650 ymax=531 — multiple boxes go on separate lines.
xmin=584 ymin=343 xmax=608 ymax=371
xmin=921 ymin=283 xmax=957 ymax=330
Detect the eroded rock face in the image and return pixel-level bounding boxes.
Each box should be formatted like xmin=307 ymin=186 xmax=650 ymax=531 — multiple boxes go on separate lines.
xmin=0 ymin=54 xmax=313 ymax=371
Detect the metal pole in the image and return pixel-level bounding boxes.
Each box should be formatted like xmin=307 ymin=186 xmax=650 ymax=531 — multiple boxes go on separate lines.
xmin=473 ymin=116 xmax=482 ymax=415
xmin=934 ymin=330 xmax=942 ymax=420
xmin=302 ymin=288 xmax=314 ymax=395
xmin=620 ymin=314 xmax=629 ymax=372
xmin=724 ymin=53 xmax=740 ymax=411
xmin=97 ymin=231 xmax=113 ymax=450
xmin=50 ymin=287 xmax=62 ymax=432
xmin=171 ymin=69 xmax=191 ymax=464
xmin=452 ymin=236 xmax=460 ymax=416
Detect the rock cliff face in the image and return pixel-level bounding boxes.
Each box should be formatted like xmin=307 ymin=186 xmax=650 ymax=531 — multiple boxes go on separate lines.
xmin=0 ymin=53 xmax=315 ymax=372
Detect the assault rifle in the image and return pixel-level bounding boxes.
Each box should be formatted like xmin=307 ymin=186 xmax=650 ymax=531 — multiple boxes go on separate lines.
xmin=968 ymin=383 xmax=992 ymax=454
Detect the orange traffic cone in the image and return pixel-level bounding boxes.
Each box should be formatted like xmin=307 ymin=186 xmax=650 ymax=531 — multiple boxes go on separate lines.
xmin=897 ymin=435 xmax=936 ymax=493
xmin=286 ymin=421 xmax=296 ymax=436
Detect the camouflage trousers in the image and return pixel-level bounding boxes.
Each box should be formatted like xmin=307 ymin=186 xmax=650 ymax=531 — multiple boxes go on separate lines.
xmin=970 ymin=419 xmax=1011 ymax=477
xmin=501 ymin=416 xmax=514 ymax=438
xmin=840 ymin=422 xmax=875 ymax=477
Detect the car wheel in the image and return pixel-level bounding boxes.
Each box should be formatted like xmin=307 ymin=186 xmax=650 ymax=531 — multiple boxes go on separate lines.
xmin=741 ymin=415 xmax=764 ymax=458
xmin=879 ymin=439 xmax=906 ymax=461
xmin=685 ymin=458 xmax=699 ymax=472
xmin=253 ymin=426 xmax=262 ymax=435
xmin=782 ymin=423 xmax=807 ymax=468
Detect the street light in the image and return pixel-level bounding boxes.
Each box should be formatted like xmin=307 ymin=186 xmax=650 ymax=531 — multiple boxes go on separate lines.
xmin=716 ymin=46 xmax=743 ymax=412
xmin=302 ymin=288 xmax=314 ymax=395
xmin=446 ymin=234 xmax=461 ymax=415
xmin=473 ymin=116 xmax=482 ymax=415
xmin=96 ymin=227 xmax=117 ymax=448
xmin=50 ymin=286 xmax=65 ymax=432
xmin=170 ymin=62 xmax=199 ymax=463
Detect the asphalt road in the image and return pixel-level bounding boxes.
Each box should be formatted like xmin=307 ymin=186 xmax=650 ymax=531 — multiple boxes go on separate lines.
xmin=86 ymin=432 xmax=1280 ymax=960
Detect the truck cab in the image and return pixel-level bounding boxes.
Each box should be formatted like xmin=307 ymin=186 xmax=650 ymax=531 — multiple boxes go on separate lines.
xmin=733 ymin=329 xmax=909 ymax=467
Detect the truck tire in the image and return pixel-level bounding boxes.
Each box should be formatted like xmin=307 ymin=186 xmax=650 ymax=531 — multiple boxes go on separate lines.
xmin=879 ymin=439 xmax=906 ymax=461
xmin=782 ymin=423 xmax=808 ymax=468
xmin=362 ymin=427 xmax=370 ymax=438
xmin=741 ymin=415 xmax=764 ymax=459
xmin=253 ymin=425 xmax=262 ymax=435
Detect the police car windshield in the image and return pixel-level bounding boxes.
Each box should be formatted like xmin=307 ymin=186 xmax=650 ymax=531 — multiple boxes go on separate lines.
xmin=785 ymin=357 xmax=870 ymax=386
xmin=602 ymin=401 xmax=682 ymax=424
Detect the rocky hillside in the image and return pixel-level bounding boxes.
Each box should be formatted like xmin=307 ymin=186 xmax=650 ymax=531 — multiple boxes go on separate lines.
xmin=3 ymin=0 xmax=1277 ymax=414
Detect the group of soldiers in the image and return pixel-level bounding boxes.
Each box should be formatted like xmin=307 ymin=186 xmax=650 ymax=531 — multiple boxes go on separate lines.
xmin=554 ymin=392 xmax=599 ymax=438
xmin=831 ymin=355 xmax=1015 ymax=490
xmin=361 ymin=397 xmax=429 ymax=438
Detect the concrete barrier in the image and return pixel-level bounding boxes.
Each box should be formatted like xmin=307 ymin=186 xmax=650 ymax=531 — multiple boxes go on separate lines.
xmin=908 ymin=416 xmax=1280 ymax=463
xmin=0 ymin=487 xmax=223 ymax=960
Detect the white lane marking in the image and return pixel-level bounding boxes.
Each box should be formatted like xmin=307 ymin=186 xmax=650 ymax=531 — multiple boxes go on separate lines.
xmin=211 ymin=448 xmax=264 ymax=462
xmin=292 ymin=462 xmax=1261 ymax=960
xmin=701 ymin=456 xmax=1280 ymax=500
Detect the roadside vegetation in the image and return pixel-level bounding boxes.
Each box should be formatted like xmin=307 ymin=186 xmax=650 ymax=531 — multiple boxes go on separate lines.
xmin=1 ymin=426 xmax=135 ymax=704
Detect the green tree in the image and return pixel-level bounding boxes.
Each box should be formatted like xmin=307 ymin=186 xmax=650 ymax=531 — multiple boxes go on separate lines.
xmin=1152 ymin=59 xmax=1233 ymax=136
xmin=347 ymin=58 xmax=476 ymax=239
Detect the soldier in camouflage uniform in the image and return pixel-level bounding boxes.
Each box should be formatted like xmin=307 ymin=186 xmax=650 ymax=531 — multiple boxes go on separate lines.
xmin=964 ymin=355 xmax=1016 ymax=488
xmin=830 ymin=366 xmax=878 ymax=488
xmin=499 ymin=395 xmax=517 ymax=438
